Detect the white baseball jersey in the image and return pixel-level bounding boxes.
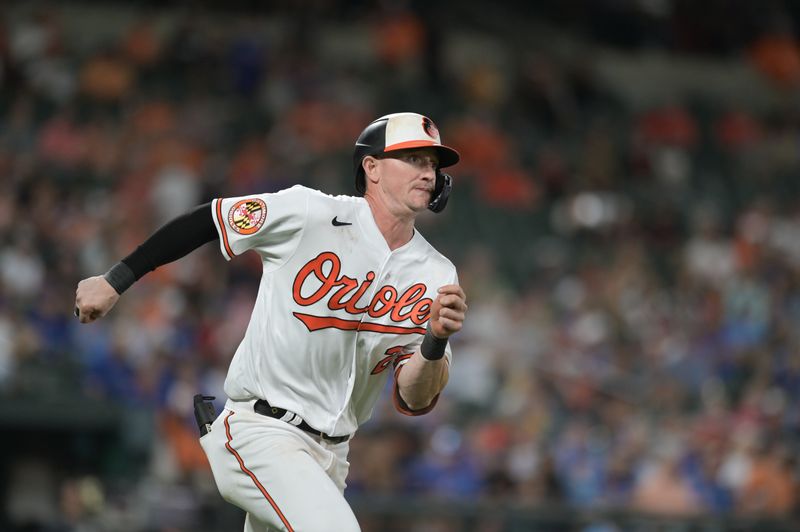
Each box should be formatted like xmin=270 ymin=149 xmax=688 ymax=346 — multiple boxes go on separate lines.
xmin=210 ymin=185 xmax=456 ymax=437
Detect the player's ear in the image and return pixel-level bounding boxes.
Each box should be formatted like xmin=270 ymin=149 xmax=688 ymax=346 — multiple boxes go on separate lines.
xmin=363 ymin=156 xmax=380 ymax=187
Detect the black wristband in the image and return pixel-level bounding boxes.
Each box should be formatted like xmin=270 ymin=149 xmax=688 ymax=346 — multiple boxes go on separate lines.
xmin=420 ymin=324 xmax=448 ymax=361
xmin=104 ymin=261 xmax=136 ymax=295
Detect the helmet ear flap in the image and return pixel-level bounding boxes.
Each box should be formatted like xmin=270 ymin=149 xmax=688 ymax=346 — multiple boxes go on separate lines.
xmin=428 ymin=171 xmax=452 ymax=213
xmin=355 ymin=168 xmax=366 ymax=195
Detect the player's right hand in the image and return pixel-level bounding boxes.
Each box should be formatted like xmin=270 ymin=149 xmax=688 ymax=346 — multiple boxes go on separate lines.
xmin=74 ymin=276 xmax=120 ymax=323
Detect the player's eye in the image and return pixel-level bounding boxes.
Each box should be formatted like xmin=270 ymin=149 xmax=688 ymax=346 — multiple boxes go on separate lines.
xmin=405 ymin=154 xmax=437 ymax=168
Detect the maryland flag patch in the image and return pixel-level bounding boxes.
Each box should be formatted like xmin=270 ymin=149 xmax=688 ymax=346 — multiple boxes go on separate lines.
xmin=227 ymin=198 xmax=267 ymax=235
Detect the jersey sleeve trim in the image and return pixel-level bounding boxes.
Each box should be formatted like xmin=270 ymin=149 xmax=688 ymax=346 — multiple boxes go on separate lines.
xmin=212 ymin=198 xmax=235 ymax=260
xmin=391 ymin=364 xmax=441 ymax=417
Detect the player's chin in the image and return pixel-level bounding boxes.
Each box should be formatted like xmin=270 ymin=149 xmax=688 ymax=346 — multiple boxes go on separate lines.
xmin=410 ymin=189 xmax=432 ymax=210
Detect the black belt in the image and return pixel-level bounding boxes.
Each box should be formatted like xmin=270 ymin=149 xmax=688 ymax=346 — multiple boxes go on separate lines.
xmin=253 ymin=399 xmax=350 ymax=444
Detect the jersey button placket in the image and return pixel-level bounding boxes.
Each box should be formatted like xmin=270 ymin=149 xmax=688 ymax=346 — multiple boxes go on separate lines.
xmin=356 ymin=258 xmax=392 ymax=354
xmin=336 ymin=256 xmax=390 ymax=429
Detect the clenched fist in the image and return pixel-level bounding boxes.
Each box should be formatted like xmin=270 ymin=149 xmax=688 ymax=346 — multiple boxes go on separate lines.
xmin=74 ymin=276 xmax=119 ymax=323
xmin=428 ymin=284 xmax=467 ymax=339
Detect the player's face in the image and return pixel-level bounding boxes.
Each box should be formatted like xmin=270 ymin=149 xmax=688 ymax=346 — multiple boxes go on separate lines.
xmin=376 ymin=148 xmax=439 ymax=213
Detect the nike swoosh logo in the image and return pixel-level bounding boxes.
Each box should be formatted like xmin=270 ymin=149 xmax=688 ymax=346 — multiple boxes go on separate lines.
xmin=331 ymin=216 xmax=352 ymax=226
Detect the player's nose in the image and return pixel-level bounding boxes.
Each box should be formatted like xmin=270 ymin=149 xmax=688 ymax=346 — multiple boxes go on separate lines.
xmin=421 ymin=162 xmax=436 ymax=181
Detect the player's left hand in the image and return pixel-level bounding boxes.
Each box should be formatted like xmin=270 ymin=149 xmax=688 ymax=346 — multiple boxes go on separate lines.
xmin=429 ymin=284 xmax=467 ymax=339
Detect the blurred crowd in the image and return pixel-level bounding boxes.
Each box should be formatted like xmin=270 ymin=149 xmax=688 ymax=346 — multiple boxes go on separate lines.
xmin=1 ymin=1 xmax=800 ymax=530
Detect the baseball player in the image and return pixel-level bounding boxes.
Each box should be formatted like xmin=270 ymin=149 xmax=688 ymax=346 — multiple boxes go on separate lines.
xmin=74 ymin=112 xmax=468 ymax=531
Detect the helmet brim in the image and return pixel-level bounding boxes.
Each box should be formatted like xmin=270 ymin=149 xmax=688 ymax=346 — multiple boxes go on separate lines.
xmin=383 ymin=142 xmax=460 ymax=168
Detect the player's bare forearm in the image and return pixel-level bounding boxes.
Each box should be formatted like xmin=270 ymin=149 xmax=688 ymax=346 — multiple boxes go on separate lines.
xmin=397 ymin=283 xmax=466 ymax=410
xmin=397 ymin=351 xmax=449 ymax=410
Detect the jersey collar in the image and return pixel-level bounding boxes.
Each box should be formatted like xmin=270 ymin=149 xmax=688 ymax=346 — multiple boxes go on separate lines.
xmin=356 ymin=198 xmax=422 ymax=255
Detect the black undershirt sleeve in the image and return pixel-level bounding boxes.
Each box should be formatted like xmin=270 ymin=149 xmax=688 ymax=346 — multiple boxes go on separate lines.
xmin=107 ymin=202 xmax=218 ymax=293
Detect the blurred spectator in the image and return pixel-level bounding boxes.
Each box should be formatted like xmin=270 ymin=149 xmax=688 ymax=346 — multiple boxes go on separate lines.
xmin=683 ymin=205 xmax=736 ymax=285
xmin=632 ymin=443 xmax=702 ymax=516
xmin=714 ymin=110 xmax=764 ymax=152
xmin=406 ymin=425 xmax=483 ymax=498
xmin=738 ymin=443 xmax=797 ymax=515
xmin=749 ymin=33 xmax=800 ymax=89
xmin=373 ymin=6 xmax=425 ymax=67
xmin=80 ymin=48 xmax=135 ymax=102
xmin=122 ymin=18 xmax=162 ymax=67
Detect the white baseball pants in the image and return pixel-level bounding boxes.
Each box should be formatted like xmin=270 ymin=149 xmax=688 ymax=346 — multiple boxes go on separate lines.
xmin=200 ymin=399 xmax=361 ymax=532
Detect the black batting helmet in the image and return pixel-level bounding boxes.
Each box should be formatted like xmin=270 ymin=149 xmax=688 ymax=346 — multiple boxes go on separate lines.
xmin=353 ymin=112 xmax=460 ymax=213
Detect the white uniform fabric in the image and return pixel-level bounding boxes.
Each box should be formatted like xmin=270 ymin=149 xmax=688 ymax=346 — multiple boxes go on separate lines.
xmin=200 ymin=400 xmax=359 ymax=532
xmin=210 ymin=185 xmax=455 ymax=436
xmin=203 ymin=185 xmax=457 ymax=531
